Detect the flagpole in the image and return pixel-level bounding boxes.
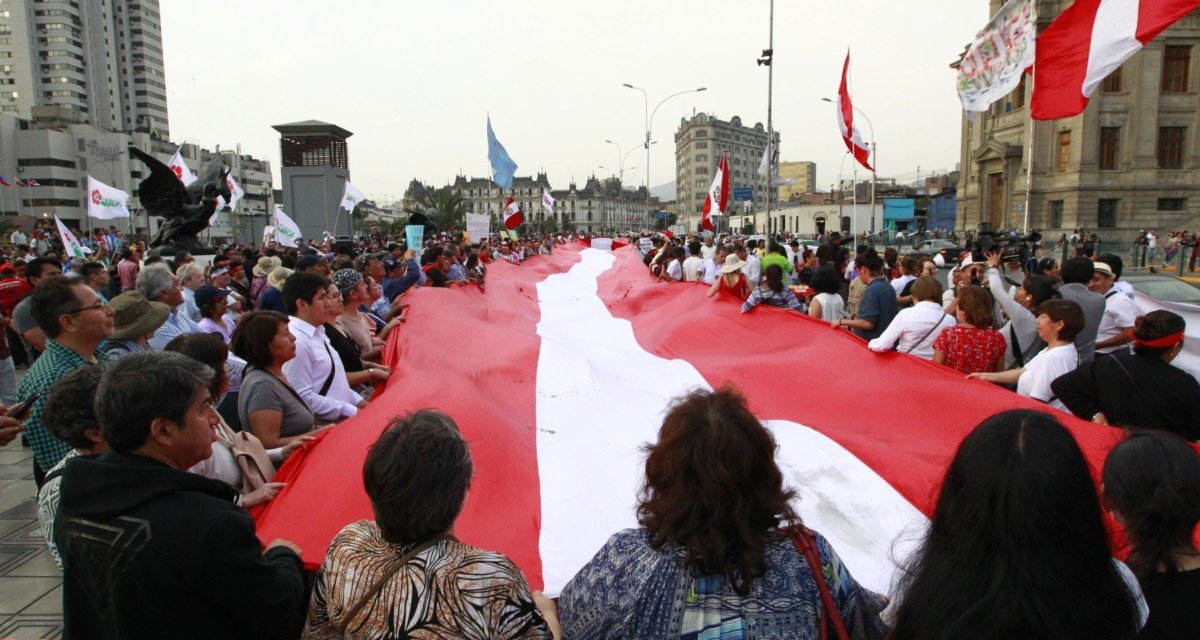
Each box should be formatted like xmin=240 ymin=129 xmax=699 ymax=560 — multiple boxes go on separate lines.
xmin=764 ymin=0 xmax=775 ymax=238
xmin=1022 ymin=5 xmax=1037 ymax=235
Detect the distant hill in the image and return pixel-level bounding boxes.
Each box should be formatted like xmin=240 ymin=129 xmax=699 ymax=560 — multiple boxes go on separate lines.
xmin=650 ymin=181 xmax=676 ymax=201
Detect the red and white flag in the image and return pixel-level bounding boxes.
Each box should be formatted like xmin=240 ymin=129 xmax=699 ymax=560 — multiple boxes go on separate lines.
xmin=254 ymin=243 xmax=1129 ymax=595
xmin=504 ymin=196 xmax=523 ymax=230
xmin=168 ymin=148 xmax=197 ymax=186
xmin=837 ymin=52 xmax=874 ymax=171
xmin=1032 ymin=0 xmax=1200 ymax=119
xmin=700 ymin=152 xmax=729 ymax=232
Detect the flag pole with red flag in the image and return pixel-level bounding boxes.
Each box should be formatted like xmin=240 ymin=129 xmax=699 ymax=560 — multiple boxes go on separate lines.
xmin=700 ymin=152 xmax=730 ymax=232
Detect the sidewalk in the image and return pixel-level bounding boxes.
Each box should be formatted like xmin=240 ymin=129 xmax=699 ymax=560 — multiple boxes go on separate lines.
xmin=0 ymin=438 xmax=62 ymax=640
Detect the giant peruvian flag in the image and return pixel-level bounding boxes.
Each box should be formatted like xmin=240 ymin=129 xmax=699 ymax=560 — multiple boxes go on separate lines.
xmin=503 ymin=195 xmax=523 ymax=230
xmin=838 ymin=51 xmax=873 ymax=171
xmin=253 ymin=243 xmax=1132 ymax=595
xmin=1032 ymin=0 xmax=1200 ymax=119
xmin=700 ymin=152 xmax=729 ymax=232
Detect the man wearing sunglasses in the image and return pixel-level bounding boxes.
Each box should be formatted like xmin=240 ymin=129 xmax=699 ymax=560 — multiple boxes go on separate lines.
xmin=16 ymin=277 xmax=114 ymax=487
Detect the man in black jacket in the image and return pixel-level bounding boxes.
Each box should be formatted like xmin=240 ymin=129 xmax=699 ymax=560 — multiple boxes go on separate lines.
xmin=55 ymin=351 xmax=305 ymax=640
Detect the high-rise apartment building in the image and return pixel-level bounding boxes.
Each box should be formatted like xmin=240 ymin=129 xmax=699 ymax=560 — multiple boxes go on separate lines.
xmin=0 ymin=0 xmax=169 ymax=138
xmin=674 ymin=113 xmax=776 ymax=232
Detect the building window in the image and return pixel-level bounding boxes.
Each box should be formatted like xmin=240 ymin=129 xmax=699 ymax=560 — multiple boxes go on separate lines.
xmin=1098 ymin=127 xmax=1119 ymax=170
xmin=1162 ymin=45 xmax=1191 ymax=93
xmin=1049 ymin=200 xmax=1064 ymax=229
xmin=1158 ymin=197 xmax=1186 ymax=211
xmin=1157 ymin=126 xmax=1186 ymax=169
xmin=1057 ymin=131 xmax=1071 ymax=173
xmin=1102 ymin=66 xmax=1123 ymax=93
xmin=695 ymin=141 xmax=707 ymax=149
xmin=1097 ymin=199 xmax=1118 ymax=229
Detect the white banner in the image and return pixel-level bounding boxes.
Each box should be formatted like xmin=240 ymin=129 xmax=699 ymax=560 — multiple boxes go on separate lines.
xmin=54 ymin=215 xmax=86 ymax=259
xmin=541 ymin=189 xmax=556 ymax=215
xmin=273 ymin=206 xmax=302 ymax=248
xmin=956 ymin=0 xmax=1036 ymax=113
xmin=87 ymin=176 xmax=131 ymax=220
xmin=262 ymin=225 xmax=276 ymax=247
xmin=466 ymin=213 xmax=490 ymax=242
xmin=225 ymin=174 xmax=245 ymax=212
xmin=339 ymin=180 xmax=365 ymax=211
xmin=168 ymin=148 xmax=197 ymax=186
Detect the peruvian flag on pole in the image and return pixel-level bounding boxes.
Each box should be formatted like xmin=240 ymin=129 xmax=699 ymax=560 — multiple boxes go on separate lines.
xmin=1032 ymin=0 xmax=1200 ymax=120
xmin=504 ymin=195 xmax=523 ymax=230
xmin=700 ymin=152 xmax=729 ymax=232
xmin=837 ymin=51 xmax=874 ymax=171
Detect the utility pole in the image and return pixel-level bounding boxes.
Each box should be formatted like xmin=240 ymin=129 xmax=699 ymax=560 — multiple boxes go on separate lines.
xmin=758 ymin=0 xmax=774 ymax=239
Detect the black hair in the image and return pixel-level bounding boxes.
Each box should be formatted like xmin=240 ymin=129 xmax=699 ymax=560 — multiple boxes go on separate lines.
xmin=1132 ymin=310 xmax=1186 ymax=358
xmin=858 ymin=252 xmax=885 ymax=276
xmin=30 ymin=277 xmax=78 ymax=338
xmin=1034 ymin=257 xmax=1058 ymax=276
xmin=363 ymin=410 xmax=473 ymax=545
xmin=763 ymin=264 xmax=785 ymax=293
xmin=165 ymin=333 xmax=229 ymax=398
xmin=1097 ymin=253 xmax=1124 ymax=280
xmin=43 ymin=365 xmax=103 ymax=450
xmin=96 ymin=351 xmax=214 ymax=453
xmin=282 ymin=271 xmax=328 ymax=315
xmin=1060 ymin=257 xmax=1095 ymax=285
xmin=890 ymin=409 xmax=1140 ymax=640
xmin=1103 ymin=431 xmax=1200 ymax=584
xmin=24 ymin=257 xmax=58 ymax=282
xmin=1021 ymin=274 xmax=1060 ymax=308
xmin=810 ymin=265 xmax=842 ymax=295
xmin=78 ymin=261 xmax=106 ymax=281
xmin=688 ymin=241 xmax=702 ymax=257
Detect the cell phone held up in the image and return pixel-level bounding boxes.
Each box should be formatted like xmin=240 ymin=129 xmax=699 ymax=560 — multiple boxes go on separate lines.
xmin=8 ymin=389 xmax=44 ymax=421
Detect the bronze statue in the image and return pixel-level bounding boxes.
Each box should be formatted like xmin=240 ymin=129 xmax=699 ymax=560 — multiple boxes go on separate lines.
xmin=129 ymin=146 xmax=231 ymax=251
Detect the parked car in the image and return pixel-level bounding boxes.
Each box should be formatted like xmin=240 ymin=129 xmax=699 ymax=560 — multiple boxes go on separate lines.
xmin=905 ymin=239 xmax=966 ymax=266
xmin=1123 ymin=272 xmax=1200 ymax=382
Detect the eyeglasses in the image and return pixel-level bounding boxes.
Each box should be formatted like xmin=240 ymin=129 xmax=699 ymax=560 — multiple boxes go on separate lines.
xmin=64 ymin=300 xmax=109 ymax=315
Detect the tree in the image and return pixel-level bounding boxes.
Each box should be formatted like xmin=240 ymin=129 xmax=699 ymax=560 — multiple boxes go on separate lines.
xmin=405 ymin=188 xmax=468 ymax=231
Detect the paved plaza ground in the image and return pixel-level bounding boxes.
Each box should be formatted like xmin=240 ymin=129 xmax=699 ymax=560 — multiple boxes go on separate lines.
xmin=0 ymin=437 xmax=62 ymax=639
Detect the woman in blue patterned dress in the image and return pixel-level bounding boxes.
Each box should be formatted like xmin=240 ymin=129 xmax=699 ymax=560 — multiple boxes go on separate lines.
xmin=557 ymin=387 xmax=886 ymax=639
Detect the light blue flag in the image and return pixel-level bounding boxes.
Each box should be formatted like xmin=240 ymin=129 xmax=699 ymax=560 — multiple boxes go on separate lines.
xmin=487 ymin=115 xmax=518 ymax=190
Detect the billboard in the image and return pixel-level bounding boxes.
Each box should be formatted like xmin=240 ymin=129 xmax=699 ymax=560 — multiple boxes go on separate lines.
xmin=733 ymin=187 xmax=754 ymax=201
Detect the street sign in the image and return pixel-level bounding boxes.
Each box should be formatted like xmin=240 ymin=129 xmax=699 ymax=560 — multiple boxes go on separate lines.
xmin=733 ymin=187 xmax=753 ymax=201
xmin=653 ymin=211 xmax=668 ymax=219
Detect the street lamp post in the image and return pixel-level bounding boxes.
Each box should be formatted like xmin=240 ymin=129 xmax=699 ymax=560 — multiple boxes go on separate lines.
xmin=822 ymin=97 xmax=876 ymax=235
xmin=623 ymin=83 xmax=706 ymax=232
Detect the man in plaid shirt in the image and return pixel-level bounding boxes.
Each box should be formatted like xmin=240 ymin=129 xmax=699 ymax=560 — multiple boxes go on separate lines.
xmin=17 ymin=277 xmax=113 ymax=486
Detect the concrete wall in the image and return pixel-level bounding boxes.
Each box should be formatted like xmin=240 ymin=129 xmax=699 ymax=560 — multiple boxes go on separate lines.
xmin=280 ymin=166 xmax=352 ymax=242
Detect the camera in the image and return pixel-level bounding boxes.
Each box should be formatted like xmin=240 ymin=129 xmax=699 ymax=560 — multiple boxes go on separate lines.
xmin=973 ymin=224 xmax=1041 ymax=269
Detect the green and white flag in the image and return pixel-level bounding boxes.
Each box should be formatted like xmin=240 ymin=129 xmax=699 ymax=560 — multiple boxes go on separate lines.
xmin=87 ymin=175 xmax=131 ymax=220
xmin=54 ymin=215 xmax=86 ymax=258
xmin=339 ymin=180 xmax=365 ymax=211
xmin=273 ymin=205 xmax=302 ymax=248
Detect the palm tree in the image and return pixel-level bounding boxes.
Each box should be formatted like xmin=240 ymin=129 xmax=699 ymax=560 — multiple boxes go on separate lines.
xmin=404 ymin=188 xmax=468 ymax=231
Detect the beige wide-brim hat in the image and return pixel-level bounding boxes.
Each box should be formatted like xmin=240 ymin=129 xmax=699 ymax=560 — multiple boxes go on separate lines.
xmin=109 ymin=291 xmax=171 ymax=340
xmin=253 ymin=256 xmax=282 ymax=278
xmin=267 ymin=266 xmax=293 ymax=290
xmin=721 ymin=254 xmax=747 ymax=274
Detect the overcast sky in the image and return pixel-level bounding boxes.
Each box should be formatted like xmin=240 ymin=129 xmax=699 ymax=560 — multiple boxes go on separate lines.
xmin=161 ymin=1 xmax=987 ymax=203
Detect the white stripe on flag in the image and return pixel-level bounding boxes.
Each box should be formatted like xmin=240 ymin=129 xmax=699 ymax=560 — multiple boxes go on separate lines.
xmin=1082 ymin=0 xmax=1141 ymax=97
xmin=534 ymin=249 xmax=926 ymax=595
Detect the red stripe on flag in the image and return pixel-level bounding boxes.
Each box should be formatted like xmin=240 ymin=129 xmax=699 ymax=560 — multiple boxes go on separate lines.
xmin=1032 ymin=0 xmax=1104 ymax=120
xmin=1136 ymin=0 xmax=1200 ymax=43
xmin=254 ymin=250 xmax=583 ymax=588
xmin=593 ymin=246 xmax=1126 ymax=518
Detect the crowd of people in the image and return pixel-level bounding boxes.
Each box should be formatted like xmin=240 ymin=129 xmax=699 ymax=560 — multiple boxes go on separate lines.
xmin=0 ymin=221 xmax=1195 ymax=639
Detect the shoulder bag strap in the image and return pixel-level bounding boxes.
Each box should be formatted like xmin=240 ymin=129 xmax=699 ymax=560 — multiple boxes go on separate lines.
xmin=318 ymin=337 xmax=337 ymax=397
xmin=1010 ymin=324 xmax=1025 ymax=368
xmin=788 ymin=526 xmax=851 ymax=640
xmin=338 ymin=535 xmax=455 ymax=636
xmin=905 ymin=311 xmax=948 ymax=354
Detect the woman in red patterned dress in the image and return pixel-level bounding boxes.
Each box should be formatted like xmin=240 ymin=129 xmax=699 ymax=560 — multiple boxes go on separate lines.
xmin=933 ymin=284 xmax=1006 ymax=375
xmin=707 ymin=254 xmax=751 ymax=301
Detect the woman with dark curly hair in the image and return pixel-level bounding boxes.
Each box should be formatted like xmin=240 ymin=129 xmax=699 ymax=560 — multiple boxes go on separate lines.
xmin=888 ymin=409 xmax=1148 ymax=640
xmin=556 ymin=387 xmax=886 ymax=639
xmin=1103 ymin=431 xmax=1200 ymax=639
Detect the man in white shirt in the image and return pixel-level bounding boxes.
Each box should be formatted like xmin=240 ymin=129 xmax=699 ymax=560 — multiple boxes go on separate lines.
xmin=1147 ymin=230 xmax=1159 ymax=265
xmin=739 ymin=243 xmax=762 ymax=288
xmin=1089 ymin=261 xmax=1138 ymax=355
xmin=891 ymin=258 xmax=917 ymax=296
xmin=281 ymin=271 xmax=364 ymax=423
xmin=868 ymin=276 xmax=955 ymax=359
xmin=660 ymin=247 xmax=685 ymax=282
xmin=700 ymin=237 xmax=717 ymax=261
xmin=9 ymin=225 xmax=27 ymax=247
xmin=699 ymin=245 xmax=728 ymax=285
xmin=682 ymin=241 xmax=704 ymax=282
xmin=176 ymin=264 xmax=203 ymax=323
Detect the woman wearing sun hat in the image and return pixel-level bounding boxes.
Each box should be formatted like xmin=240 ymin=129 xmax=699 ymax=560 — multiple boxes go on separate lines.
xmin=100 ymin=291 xmax=172 ymax=359
xmin=706 ymin=254 xmax=751 ymax=301
xmin=250 ymin=255 xmax=282 ymax=305
xmin=256 ymin=267 xmax=292 ymax=313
